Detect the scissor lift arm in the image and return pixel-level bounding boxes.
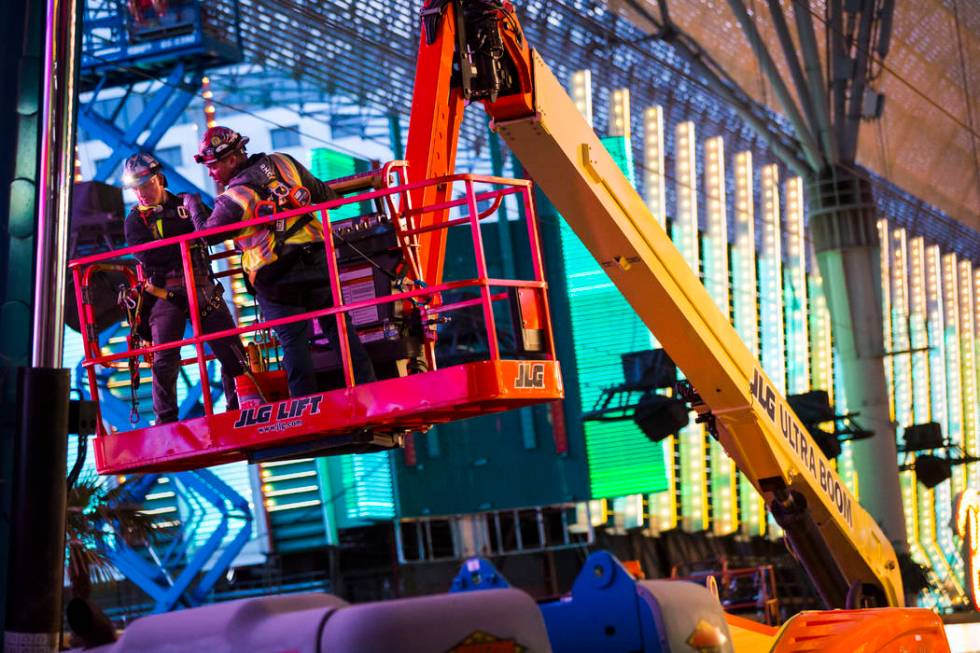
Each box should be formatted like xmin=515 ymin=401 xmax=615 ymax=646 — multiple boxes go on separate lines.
xmin=407 ymin=0 xmax=903 ymax=610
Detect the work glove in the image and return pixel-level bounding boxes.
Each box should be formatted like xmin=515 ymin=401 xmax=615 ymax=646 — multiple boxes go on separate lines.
xmin=180 ymin=192 xmax=209 ymax=230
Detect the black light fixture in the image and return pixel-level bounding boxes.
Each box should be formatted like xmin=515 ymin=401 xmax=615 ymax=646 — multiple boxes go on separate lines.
xmin=786 ymin=390 xmax=835 ymax=425
xmin=809 ymin=429 xmax=842 ymax=461
xmin=901 ymin=422 xmax=944 ymax=452
xmin=896 ymin=421 xmax=980 ymax=488
xmin=584 ymin=349 xmax=689 ymax=444
xmin=786 ymin=390 xmax=873 ymax=460
xmin=65 ymin=182 xmax=131 ymax=334
xmin=910 ymin=455 xmax=952 ymax=490
xmin=620 ymin=349 xmax=677 ymax=390
xmin=633 ymin=392 xmax=689 ymax=443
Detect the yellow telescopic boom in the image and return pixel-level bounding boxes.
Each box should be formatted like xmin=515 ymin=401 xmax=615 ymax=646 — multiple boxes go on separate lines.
xmin=494 ymin=51 xmax=902 ymax=609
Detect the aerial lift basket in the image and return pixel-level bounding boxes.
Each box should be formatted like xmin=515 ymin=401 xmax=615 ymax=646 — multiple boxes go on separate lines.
xmin=68 ymin=167 xmax=563 ymax=474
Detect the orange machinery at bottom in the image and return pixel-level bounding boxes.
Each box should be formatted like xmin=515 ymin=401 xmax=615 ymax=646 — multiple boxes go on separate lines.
xmin=766 ymin=608 xmax=950 ymax=652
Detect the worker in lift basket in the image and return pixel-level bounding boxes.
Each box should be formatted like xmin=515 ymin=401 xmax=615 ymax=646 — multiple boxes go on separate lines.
xmin=184 ymin=126 xmax=376 ymax=398
xmin=122 ymin=152 xmax=246 ymax=424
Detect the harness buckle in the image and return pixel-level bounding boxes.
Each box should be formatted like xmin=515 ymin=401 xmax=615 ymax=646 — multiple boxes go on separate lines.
xmin=256 ymin=199 xmax=277 ymax=220
xmin=289 ymin=186 xmax=311 ymax=207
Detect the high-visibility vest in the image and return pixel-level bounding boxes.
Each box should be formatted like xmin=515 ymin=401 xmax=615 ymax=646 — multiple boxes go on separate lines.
xmin=221 ymin=153 xmax=324 ymax=277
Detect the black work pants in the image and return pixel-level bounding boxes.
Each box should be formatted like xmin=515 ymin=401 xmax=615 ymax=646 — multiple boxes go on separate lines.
xmin=149 ymin=286 xmax=245 ymax=423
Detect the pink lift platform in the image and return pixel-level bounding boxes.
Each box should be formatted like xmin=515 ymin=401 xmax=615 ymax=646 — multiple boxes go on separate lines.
xmin=69 ymin=167 xmax=563 ymax=474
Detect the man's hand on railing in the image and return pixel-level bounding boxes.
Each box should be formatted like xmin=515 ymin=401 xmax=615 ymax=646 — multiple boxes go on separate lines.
xmin=180 ymin=192 xmax=208 ymax=231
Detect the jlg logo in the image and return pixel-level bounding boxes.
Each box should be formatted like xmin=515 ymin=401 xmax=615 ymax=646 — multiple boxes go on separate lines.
xmin=514 ymin=362 xmax=545 ymax=389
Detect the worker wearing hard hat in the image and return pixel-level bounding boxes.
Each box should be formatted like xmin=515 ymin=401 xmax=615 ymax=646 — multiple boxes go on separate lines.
xmin=185 ymin=126 xmax=376 ymax=398
xmin=122 ymin=152 xmax=246 ymax=423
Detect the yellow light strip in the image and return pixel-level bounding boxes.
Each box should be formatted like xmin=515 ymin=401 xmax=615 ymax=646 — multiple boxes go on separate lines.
xmin=639 ymin=105 xmax=674 ymax=533
xmin=957 ymin=260 xmax=978 ymax=487
xmin=674 ymin=120 xmax=707 ymax=532
xmin=907 ymin=236 xmax=959 ymax=594
xmin=925 ymin=244 xmax=963 ymax=595
xmin=260 ymin=470 xmax=318 ymax=483
xmin=909 ymin=237 xmax=931 ymax=423
xmin=889 ymin=229 xmax=925 ymax=567
xmin=733 ymin=150 xmax=764 ymax=537
xmin=784 ymin=177 xmax=809 ymax=394
xmin=943 ymin=252 xmax=966 ymax=495
xmin=642 ymin=106 xmax=666 ymax=228
xmin=265 ymin=499 xmax=322 ymax=513
xmin=674 ymin=122 xmax=698 ymax=271
xmin=975 ymin=265 xmax=980 ymax=490
xmin=570 ymin=70 xmax=593 ymax=129
xmin=759 ymin=164 xmax=785 ymax=393
xmin=262 ymin=484 xmax=320 ymax=498
xmin=702 ymin=135 xmax=736 ymax=535
xmin=608 ymin=88 xmax=630 ymax=139
xmin=704 ymin=136 xmax=729 ymax=315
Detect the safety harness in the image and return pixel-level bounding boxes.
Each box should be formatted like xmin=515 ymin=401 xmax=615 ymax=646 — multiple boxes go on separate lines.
xmin=252 ymin=156 xmax=314 ymax=239
xmin=121 ymin=201 xmax=229 ymax=422
xmin=137 ymin=201 xmax=226 ymax=319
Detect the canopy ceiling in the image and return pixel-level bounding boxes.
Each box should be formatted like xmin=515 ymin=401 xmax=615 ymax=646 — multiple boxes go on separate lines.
xmin=613 ymin=0 xmax=980 ymax=233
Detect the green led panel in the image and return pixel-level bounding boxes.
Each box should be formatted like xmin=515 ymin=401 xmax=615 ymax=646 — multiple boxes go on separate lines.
xmin=322 ymin=452 xmax=395 ymax=529
xmin=299 ymin=144 xmax=396 ymax=528
xmin=560 ymin=135 xmax=668 ymax=499
xmin=261 ymin=458 xmax=336 ymax=552
xmin=309 ymin=147 xmax=370 ymax=221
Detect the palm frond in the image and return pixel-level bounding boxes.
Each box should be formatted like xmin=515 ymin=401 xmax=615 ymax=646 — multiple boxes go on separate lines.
xmin=65 ymin=472 xmax=158 ymax=595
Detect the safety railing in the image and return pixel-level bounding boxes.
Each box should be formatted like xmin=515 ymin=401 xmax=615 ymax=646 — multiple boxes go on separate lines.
xmin=671 ymin=559 xmax=781 ymax=625
xmin=69 ymin=170 xmax=555 ymax=437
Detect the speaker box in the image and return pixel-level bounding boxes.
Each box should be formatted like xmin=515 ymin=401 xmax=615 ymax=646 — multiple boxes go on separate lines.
xmin=65 ymin=182 xmax=131 ymax=334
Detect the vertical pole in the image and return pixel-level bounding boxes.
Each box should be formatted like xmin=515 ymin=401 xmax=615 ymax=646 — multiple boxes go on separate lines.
xmin=1 ymin=0 xmax=81 ymax=648
xmin=809 ymin=167 xmax=908 ymax=552
xmin=72 ymin=267 xmax=105 ymax=438
xmin=514 ymin=155 xmax=585 ymax=455
xmin=489 ymin=120 xmax=538 ymax=446
xmin=521 ymin=187 xmax=556 ymax=361
xmin=487 ymin=118 xmax=515 ymax=279
xmin=33 ymin=0 xmax=81 ymax=369
xmin=321 ymin=208 xmax=354 ymax=388
xmin=405 ymin=1 xmax=467 ymax=287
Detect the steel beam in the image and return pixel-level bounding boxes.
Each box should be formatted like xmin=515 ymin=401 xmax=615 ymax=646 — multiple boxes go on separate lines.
xmin=842 ymin=0 xmax=876 ymax=161
xmin=621 ymin=0 xmax=809 ymax=173
xmin=793 ymin=0 xmax=837 ymax=161
xmin=725 ymin=0 xmax=823 ymax=170
xmin=829 ymin=0 xmax=849 ymax=161
xmin=765 ymin=0 xmax=822 ymax=158
xmin=79 ymin=107 xmax=211 ymax=200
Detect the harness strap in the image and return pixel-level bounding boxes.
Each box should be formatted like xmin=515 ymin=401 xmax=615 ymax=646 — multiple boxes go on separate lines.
xmin=251 ymin=156 xmax=314 ymax=242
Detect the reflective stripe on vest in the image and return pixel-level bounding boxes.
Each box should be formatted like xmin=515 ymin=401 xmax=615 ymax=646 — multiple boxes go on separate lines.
xmin=224 ymin=153 xmax=325 ymax=276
